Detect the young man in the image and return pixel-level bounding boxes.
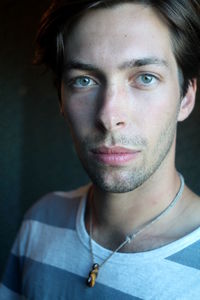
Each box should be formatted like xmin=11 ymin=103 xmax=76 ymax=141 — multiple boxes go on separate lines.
xmin=1 ymin=0 xmax=200 ymax=299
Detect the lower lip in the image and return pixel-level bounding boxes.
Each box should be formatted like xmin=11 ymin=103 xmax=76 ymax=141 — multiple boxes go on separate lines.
xmin=91 ymin=152 xmax=140 ymax=166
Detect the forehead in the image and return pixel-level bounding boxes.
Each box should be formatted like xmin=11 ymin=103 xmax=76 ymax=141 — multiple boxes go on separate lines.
xmin=64 ymin=3 xmax=176 ymax=70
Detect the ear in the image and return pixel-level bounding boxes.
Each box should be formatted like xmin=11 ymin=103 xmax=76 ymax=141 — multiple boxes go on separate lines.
xmin=59 ymin=101 xmax=65 ymax=116
xmin=59 ymin=82 xmax=66 ymax=117
xmin=178 ymin=79 xmax=197 ymax=122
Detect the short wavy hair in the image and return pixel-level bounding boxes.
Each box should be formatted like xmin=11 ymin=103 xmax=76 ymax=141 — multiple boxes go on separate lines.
xmin=34 ymin=0 xmax=200 ymax=97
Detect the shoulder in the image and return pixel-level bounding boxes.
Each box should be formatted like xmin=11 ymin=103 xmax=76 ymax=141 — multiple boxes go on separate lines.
xmin=24 ymin=184 xmax=90 ymax=229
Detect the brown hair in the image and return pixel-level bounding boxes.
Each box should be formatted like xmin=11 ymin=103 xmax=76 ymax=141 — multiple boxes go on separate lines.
xmin=34 ymin=0 xmax=200 ymax=97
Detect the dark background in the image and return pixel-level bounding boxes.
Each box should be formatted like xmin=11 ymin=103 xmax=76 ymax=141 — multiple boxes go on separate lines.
xmin=0 ymin=0 xmax=199 ymax=278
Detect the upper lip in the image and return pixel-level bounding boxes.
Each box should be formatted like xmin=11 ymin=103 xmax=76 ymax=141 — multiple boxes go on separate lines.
xmin=91 ymin=146 xmax=139 ymax=154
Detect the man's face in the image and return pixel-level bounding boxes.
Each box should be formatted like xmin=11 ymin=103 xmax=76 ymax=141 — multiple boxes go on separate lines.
xmin=61 ymin=4 xmax=184 ymax=193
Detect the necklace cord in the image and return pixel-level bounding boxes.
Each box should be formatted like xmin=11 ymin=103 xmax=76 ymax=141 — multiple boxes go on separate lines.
xmin=88 ymin=173 xmax=184 ymax=270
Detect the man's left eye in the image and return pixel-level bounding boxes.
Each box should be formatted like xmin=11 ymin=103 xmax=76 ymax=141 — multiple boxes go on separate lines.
xmin=137 ymin=74 xmax=157 ymax=85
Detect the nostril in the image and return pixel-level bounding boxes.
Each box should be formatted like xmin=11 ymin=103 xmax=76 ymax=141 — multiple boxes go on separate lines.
xmin=116 ymin=121 xmax=124 ymax=126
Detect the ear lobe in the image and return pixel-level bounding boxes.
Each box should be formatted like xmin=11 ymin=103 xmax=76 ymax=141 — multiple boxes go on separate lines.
xmin=59 ymin=101 xmax=65 ymax=117
xmin=60 ymin=105 xmax=64 ymax=116
xmin=178 ymin=79 xmax=197 ymax=122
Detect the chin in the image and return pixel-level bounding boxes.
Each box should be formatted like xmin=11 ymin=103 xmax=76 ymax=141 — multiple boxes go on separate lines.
xmin=86 ymin=168 xmax=151 ymax=194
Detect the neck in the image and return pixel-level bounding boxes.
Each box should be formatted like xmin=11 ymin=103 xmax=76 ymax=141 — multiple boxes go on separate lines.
xmin=93 ymin=169 xmax=180 ymax=232
xmin=85 ymin=165 xmax=185 ymax=251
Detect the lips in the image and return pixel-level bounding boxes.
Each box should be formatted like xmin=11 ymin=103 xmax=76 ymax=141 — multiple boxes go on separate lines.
xmin=92 ymin=146 xmax=136 ymax=154
xmin=90 ymin=146 xmax=140 ymax=166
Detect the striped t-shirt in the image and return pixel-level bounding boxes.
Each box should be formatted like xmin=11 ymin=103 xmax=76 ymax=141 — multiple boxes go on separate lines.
xmin=1 ymin=184 xmax=200 ymax=300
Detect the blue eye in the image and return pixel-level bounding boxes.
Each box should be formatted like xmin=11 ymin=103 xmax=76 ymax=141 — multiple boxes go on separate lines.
xmin=71 ymin=76 xmax=97 ymax=88
xmin=138 ymin=74 xmax=157 ymax=85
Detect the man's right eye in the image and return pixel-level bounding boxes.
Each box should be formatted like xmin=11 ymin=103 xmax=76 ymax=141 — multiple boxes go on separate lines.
xmin=69 ymin=76 xmax=97 ymax=88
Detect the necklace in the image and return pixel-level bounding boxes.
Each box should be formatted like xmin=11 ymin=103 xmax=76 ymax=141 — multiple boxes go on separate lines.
xmin=87 ymin=174 xmax=184 ymax=287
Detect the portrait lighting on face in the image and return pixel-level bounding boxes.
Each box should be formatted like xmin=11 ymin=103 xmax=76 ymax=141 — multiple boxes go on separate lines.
xmin=1 ymin=1 xmax=200 ymax=299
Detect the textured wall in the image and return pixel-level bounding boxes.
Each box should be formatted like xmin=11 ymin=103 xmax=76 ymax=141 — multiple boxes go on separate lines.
xmin=0 ymin=0 xmax=200 ymax=277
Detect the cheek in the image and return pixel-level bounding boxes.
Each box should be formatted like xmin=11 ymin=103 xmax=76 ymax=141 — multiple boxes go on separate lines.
xmin=136 ymin=91 xmax=179 ymax=142
xmin=61 ymin=91 xmax=97 ymax=133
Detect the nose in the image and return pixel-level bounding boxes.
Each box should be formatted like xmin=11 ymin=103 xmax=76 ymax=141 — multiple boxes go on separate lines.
xmin=96 ymin=84 xmax=130 ymax=132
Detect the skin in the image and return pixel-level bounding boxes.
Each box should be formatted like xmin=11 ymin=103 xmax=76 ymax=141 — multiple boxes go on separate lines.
xmin=61 ymin=4 xmax=200 ymax=252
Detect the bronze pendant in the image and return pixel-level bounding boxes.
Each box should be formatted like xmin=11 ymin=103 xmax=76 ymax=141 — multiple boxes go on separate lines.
xmin=87 ymin=264 xmax=99 ymax=287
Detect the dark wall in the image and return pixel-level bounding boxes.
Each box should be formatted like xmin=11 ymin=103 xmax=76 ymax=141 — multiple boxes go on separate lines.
xmin=0 ymin=0 xmax=89 ymax=277
xmin=0 ymin=0 xmax=200 ymax=278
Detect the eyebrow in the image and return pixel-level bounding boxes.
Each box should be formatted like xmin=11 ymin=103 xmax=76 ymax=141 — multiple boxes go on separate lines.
xmin=64 ymin=61 xmax=100 ymax=73
xmin=119 ymin=57 xmax=169 ymax=70
xmin=64 ymin=57 xmax=169 ymax=73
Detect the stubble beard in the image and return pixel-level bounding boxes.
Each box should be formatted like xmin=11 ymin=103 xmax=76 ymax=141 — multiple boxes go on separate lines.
xmin=73 ymin=111 xmax=179 ymax=194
